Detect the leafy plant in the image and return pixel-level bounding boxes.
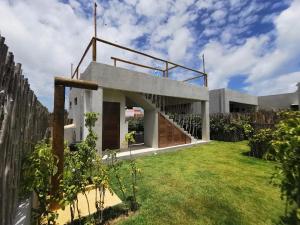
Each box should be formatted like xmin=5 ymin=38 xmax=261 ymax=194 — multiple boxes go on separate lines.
xmin=248 ymin=128 xmax=274 ymax=159
xmin=125 ymin=131 xmax=140 ymax=211
xmin=106 ymin=131 xmax=141 ymax=212
xmin=243 ymin=123 xmax=254 ymax=139
xmin=20 ymin=139 xmax=58 ymax=225
xmin=210 ymin=114 xmax=251 ymax=141
xmin=267 ymin=111 xmax=300 ymax=222
xmin=128 ymin=117 xmax=144 ymax=132
xmin=61 ymin=112 xmax=101 ymax=224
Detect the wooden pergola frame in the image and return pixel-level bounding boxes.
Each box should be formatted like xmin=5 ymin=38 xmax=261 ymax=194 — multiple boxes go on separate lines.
xmin=51 ymin=77 xmax=98 ymax=202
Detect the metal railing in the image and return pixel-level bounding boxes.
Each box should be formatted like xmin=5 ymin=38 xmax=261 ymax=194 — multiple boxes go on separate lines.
xmin=71 ymin=37 xmax=208 ymax=86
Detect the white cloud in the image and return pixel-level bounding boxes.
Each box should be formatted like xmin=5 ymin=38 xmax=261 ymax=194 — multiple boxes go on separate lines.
xmin=0 ymin=0 xmax=298 ymax=112
xmin=200 ymin=0 xmax=300 ymax=95
xmin=211 ymin=9 xmax=227 ymax=21
xmin=168 ymin=27 xmax=193 ymax=62
xmin=245 ymin=71 xmax=300 ymax=95
xmin=0 ymin=0 xmax=202 ymax=110
xmin=201 ymin=35 xmax=269 ymax=88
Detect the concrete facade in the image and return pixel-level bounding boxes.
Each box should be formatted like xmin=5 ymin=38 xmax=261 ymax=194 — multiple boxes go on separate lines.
xmin=208 ymin=83 xmax=300 ymax=114
xmin=66 ymin=62 xmax=210 ymax=154
xmin=209 ymin=88 xmax=258 ymax=113
xmin=258 ymin=86 xmax=299 ymax=111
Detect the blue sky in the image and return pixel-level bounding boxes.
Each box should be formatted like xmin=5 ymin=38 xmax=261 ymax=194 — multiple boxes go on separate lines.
xmin=0 ymin=0 xmax=299 ymax=110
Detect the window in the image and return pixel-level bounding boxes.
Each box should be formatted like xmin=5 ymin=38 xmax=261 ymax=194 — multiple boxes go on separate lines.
xmin=74 ymin=97 xmax=77 ymax=105
xmin=69 ymin=101 xmax=72 ymax=109
xmin=290 ymin=104 xmax=299 ymax=111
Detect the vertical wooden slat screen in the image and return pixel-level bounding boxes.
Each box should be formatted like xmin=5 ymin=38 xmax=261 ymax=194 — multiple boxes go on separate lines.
xmin=0 ymin=35 xmax=49 ymax=225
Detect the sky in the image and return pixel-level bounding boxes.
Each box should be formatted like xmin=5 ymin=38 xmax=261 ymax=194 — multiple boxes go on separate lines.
xmin=0 ymin=0 xmax=300 ymax=110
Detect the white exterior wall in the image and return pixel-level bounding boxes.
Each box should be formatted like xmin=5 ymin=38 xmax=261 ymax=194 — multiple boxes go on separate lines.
xmin=68 ymin=87 xmax=85 ymax=142
xmin=258 ymin=92 xmax=298 ymax=110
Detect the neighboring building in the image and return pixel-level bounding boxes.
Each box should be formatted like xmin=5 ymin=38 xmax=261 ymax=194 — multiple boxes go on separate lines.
xmin=125 ymin=107 xmax=144 ymax=118
xmin=258 ymin=83 xmax=300 ymax=111
xmin=66 ymin=62 xmax=210 ymax=153
xmin=208 ymin=83 xmax=300 ymax=114
xmin=209 ymin=88 xmax=258 ymax=113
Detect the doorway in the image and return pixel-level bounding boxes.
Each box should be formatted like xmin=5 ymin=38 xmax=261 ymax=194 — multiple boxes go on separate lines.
xmin=102 ymin=101 xmax=120 ymax=150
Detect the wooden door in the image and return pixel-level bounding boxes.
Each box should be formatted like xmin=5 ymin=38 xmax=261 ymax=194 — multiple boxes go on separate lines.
xmin=158 ymin=113 xmax=191 ymax=148
xmin=102 ymin=101 xmax=120 ymax=150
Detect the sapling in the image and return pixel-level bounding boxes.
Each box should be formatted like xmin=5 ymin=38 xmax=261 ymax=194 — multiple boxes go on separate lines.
xmin=20 ymin=140 xmax=58 ymax=225
xmin=61 ymin=112 xmax=99 ymax=224
xmin=125 ymin=131 xmax=141 ymax=211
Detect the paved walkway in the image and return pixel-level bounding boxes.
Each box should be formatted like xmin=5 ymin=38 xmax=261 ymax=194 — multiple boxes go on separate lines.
xmin=103 ymin=140 xmax=210 ymax=160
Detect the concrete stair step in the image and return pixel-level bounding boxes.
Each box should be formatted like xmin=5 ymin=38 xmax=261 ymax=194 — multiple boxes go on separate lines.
xmin=142 ymin=93 xmax=197 ymax=141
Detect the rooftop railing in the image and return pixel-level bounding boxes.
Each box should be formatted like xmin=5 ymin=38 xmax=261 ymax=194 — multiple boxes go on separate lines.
xmin=71 ymin=36 xmax=208 ymax=87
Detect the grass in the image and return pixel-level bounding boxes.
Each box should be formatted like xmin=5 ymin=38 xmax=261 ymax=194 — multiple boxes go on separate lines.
xmin=110 ymin=141 xmax=285 ymax=225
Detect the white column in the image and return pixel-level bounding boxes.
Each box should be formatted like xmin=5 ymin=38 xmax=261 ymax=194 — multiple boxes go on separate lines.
xmin=144 ymin=110 xmax=158 ymax=148
xmin=297 ymin=82 xmax=300 ymax=110
xmin=201 ymin=100 xmax=210 ymax=141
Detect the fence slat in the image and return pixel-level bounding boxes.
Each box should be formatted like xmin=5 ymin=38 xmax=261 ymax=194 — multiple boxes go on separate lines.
xmin=0 ymin=34 xmax=49 ymax=225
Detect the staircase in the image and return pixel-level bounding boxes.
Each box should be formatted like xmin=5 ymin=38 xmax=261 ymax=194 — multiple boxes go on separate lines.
xmin=143 ymin=94 xmax=197 ymax=142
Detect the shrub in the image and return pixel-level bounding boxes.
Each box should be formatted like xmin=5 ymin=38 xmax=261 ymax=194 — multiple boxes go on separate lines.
xmin=210 ymin=114 xmax=252 ymax=141
xmin=128 ymin=117 xmax=144 ymax=132
xmin=267 ymin=111 xmax=300 ymax=221
xmin=248 ymin=128 xmax=273 ymax=158
xmin=20 ymin=140 xmax=58 ymax=224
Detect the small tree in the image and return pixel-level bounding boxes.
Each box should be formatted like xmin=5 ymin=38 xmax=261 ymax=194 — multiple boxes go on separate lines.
xmin=20 ymin=140 xmax=58 ymax=225
xmin=268 ymin=111 xmax=300 ymax=222
xmin=125 ymin=131 xmax=140 ymax=211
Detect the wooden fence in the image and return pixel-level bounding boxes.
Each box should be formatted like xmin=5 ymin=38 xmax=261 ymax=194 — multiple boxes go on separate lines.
xmin=0 ymin=35 xmax=49 ymax=225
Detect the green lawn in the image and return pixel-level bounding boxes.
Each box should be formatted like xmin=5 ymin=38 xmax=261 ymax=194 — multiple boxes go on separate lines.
xmin=111 ymin=141 xmax=285 ymax=225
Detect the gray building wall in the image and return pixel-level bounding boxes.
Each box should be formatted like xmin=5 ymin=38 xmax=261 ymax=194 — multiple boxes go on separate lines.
xmin=209 ymin=88 xmax=258 ymax=113
xmin=298 ymin=82 xmax=300 ymax=110
xmin=258 ymin=92 xmax=298 ymax=110
xmin=84 ymin=62 xmax=209 ymax=101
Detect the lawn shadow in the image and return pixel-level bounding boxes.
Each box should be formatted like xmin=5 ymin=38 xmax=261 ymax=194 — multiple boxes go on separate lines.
xmin=241 ymin=150 xmax=252 ymax=157
xmin=275 ymin=211 xmax=299 ymax=225
xmin=69 ymin=203 xmax=131 ymax=225
xmin=200 ymin=196 xmax=243 ymax=225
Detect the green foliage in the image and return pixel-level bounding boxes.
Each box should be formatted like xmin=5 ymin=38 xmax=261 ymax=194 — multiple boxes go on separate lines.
xmin=210 ymin=114 xmax=252 ymax=141
xmin=248 ymin=128 xmax=274 ymax=159
xmin=107 ymin=150 xmax=127 ymax=203
xmin=107 ymin=131 xmax=141 ymax=212
xmin=125 ymin=131 xmax=136 ymax=145
xmin=128 ymin=117 xmax=144 ymax=132
xmin=21 ymin=112 xmax=141 ymax=224
xmin=20 ymin=140 xmax=58 ymax=224
xmin=267 ymin=111 xmax=300 ymax=222
xmin=61 ymin=112 xmax=103 ymax=223
xmin=125 ymin=131 xmax=140 ymax=211
xmin=243 ymin=123 xmax=254 ymax=139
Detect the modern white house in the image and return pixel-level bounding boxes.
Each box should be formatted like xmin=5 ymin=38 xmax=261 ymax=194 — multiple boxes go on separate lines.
xmin=65 ymin=60 xmax=210 ymax=153
xmin=209 ymin=83 xmax=300 ymax=114
xmin=209 ymin=88 xmax=258 ymax=113
xmin=258 ymin=83 xmax=300 ymax=111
